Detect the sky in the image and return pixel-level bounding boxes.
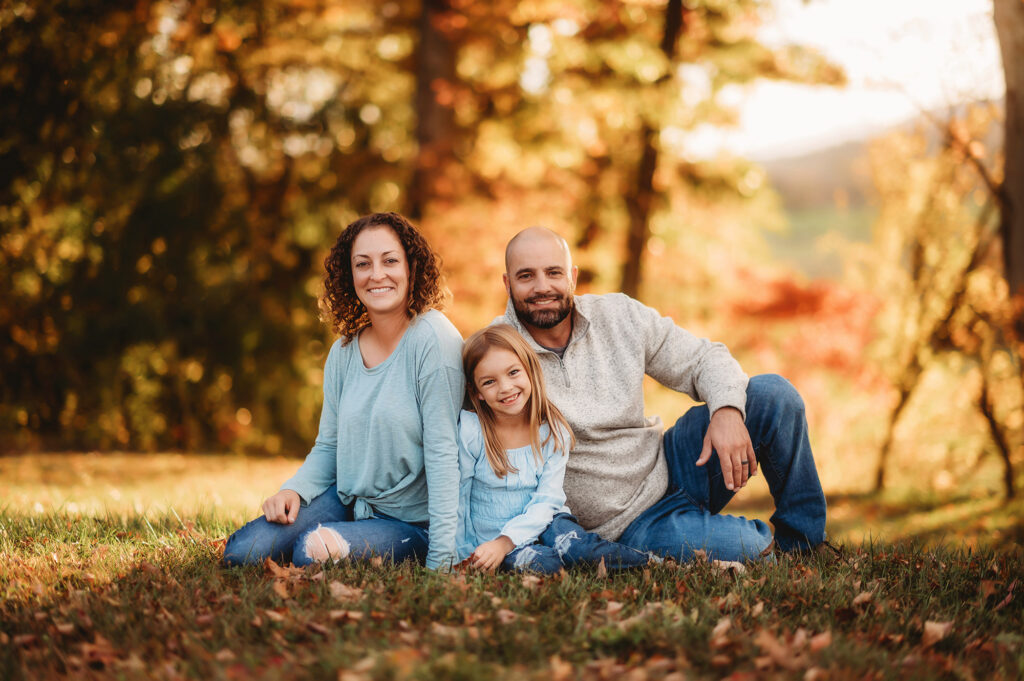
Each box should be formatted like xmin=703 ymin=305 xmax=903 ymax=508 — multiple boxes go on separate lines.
xmin=690 ymin=0 xmax=1006 ymax=160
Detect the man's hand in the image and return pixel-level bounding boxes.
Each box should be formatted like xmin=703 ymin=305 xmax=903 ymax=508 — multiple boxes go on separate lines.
xmin=472 ymin=536 xmax=515 ymax=572
xmin=262 ymin=489 xmax=302 ymax=524
xmin=696 ymin=407 xmax=756 ymax=491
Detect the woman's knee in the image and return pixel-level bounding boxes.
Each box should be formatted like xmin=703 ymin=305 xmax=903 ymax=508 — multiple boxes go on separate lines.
xmin=295 ymin=525 xmax=351 ymax=566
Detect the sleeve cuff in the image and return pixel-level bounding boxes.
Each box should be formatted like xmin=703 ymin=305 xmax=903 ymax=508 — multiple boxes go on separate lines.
xmin=706 ymin=391 xmax=747 ymax=421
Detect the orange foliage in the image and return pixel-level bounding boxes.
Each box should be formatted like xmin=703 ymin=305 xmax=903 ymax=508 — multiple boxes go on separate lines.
xmin=727 ymin=269 xmax=882 ymax=382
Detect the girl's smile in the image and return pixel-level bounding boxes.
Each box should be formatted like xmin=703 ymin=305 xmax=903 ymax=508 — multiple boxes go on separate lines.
xmin=473 ymin=347 xmax=533 ymax=419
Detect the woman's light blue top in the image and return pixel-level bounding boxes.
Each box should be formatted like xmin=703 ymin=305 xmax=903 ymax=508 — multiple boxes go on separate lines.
xmin=281 ymin=310 xmax=464 ymax=570
xmin=455 ymin=410 xmax=572 ymax=561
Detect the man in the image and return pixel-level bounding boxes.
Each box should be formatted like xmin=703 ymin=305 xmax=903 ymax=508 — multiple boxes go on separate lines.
xmin=496 ymin=227 xmax=827 ymax=561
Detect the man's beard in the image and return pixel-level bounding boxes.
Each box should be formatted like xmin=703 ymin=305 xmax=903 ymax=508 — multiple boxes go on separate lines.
xmin=512 ymin=292 xmax=574 ymax=329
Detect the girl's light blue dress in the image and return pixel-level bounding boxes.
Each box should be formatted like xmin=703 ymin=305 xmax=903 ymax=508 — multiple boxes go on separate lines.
xmin=455 ymin=410 xmax=570 ymax=560
xmin=455 ymin=410 xmax=650 ymax=574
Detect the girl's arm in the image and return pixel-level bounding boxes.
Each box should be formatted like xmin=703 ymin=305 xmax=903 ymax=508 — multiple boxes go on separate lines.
xmin=497 ymin=430 xmax=569 ymax=548
xmin=278 ymin=340 xmax=342 ymax=507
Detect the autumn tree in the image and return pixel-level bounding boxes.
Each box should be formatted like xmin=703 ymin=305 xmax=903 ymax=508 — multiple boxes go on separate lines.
xmin=993 ymin=0 xmax=1024 ymax=337
xmin=862 ymin=108 xmax=1021 ymax=498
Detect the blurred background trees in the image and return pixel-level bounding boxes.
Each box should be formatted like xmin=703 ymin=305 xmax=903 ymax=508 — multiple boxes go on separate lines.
xmin=1 ymin=0 xmax=1020 ymax=500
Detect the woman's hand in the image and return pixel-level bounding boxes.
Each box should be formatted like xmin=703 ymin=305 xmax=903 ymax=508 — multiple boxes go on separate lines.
xmin=472 ymin=536 xmax=515 ymax=572
xmin=262 ymin=489 xmax=302 ymax=524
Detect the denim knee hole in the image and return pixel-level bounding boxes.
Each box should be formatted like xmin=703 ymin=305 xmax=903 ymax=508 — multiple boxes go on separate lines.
xmin=304 ymin=525 xmax=350 ymax=563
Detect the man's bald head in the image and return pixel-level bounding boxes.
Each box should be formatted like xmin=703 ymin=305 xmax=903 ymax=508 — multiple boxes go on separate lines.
xmin=504 ymin=226 xmax=573 ymax=275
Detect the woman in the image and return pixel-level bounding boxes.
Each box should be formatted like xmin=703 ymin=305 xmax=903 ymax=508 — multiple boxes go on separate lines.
xmin=223 ymin=212 xmax=463 ymax=571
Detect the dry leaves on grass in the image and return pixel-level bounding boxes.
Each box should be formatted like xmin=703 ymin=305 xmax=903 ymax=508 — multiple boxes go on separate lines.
xmin=329 ymin=580 xmax=364 ymax=602
xmin=922 ymin=620 xmax=953 ymax=647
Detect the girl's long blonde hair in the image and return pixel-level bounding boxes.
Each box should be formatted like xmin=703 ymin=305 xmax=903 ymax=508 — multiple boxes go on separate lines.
xmin=462 ymin=324 xmax=575 ymax=478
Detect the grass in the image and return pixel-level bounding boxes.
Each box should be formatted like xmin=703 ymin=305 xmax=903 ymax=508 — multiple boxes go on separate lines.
xmin=2 ymin=454 xmax=1023 ymax=680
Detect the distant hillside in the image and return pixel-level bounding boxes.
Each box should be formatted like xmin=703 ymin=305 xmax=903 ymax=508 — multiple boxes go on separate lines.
xmin=760 ymin=138 xmax=875 ymax=212
xmin=759 ymin=99 xmax=1003 ymax=213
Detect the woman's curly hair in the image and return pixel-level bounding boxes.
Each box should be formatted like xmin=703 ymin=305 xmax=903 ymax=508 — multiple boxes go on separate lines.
xmin=321 ymin=212 xmax=447 ymax=342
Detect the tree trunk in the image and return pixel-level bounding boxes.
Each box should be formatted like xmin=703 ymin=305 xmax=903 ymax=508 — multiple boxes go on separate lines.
xmin=979 ymin=370 xmax=1016 ymax=499
xmin=620 ymin=0 xmax=685 ymax=298
xmin=994 ymin=0 xmax=1024 ymax=329
xmin=408 ymin=0 xmax=456 ymax=220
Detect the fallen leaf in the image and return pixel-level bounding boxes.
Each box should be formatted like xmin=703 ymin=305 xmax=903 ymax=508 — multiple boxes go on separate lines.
xmin=329 ymin=580 xmax=363 ymax=602
xmin=751 ymin=601 xmax=765 ymax=617
xmin=264 ymin=557 xmax=303 ymax=580
xmin=922 ymin=620 xmax=953 ymax=647
xmin=215 ymin=648 xmax=236 ymax=662
xmin=264 ymin=609 xmax=286 ymax=622
xmin=809 ymin=631 xmax=832 ymax=652
xmin=550 ymin=654 xmax=573 ymax=681
xmin=712 ymin=559 xmax=746 ymax=574
xmin=710 ymin=654 xmax=732 ymax=668
xmin=81 ymin=634 xmax=118 ymax=668
xmin=431 ymin=622 xmax=460 ymax=637
xmin=980 ymin=580 xmax=998 ymax=600
xmin=385 ymin=647 xmax=423 ymax=677
xmin=306 ymin=621 xmax=330 ymax=636
xmin=804 ymin=667 xmax=827 ymax=681
xmin=496 ymin=609 xmax=519 ymax=624
xmin=55 ymin=622 xmax=75 ymax=635
xmin=521 ymin=574 xmax=542 ymax=591
xmin=13 ymin=634 xmax=36 ymax=647
xmin=272 ymin=580 xmax=290 ymax=599
xmin=852 ymin=591 xmax=873 ymax=607
xmin=710 ymin=617 xmax=732 ymax=649
xmin=792 ymin=627 xmax=809 ymax=651
xmin=596 ymin=557 xmax=608 ymax=578
xmin=369 ymin=556 xmax=384 ymax=568
xmin=330 ymin=610 xmax=364 ymax=622
xmin=338 ymin=672 xmax=370 ymax=681
xmin=605 ymin=601 xmax=624 ymax=618
xmin=754 ymin=629 xmax=801 ymax=670
xmin=693 ymin=549 xmax=708 ymax=563
xmin=994 ymin=579 xmax=1018 ymax=611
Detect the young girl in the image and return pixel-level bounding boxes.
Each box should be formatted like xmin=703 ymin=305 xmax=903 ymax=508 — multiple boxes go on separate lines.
xmin=456 ymin=324 xmax=650 ymax=574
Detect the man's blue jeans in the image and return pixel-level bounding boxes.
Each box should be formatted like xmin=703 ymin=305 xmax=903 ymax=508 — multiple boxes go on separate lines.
xmin=619 ymin=374 xmax=826 ymax=562
xmin=222 ymin=484 xmax=428 ymax=567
